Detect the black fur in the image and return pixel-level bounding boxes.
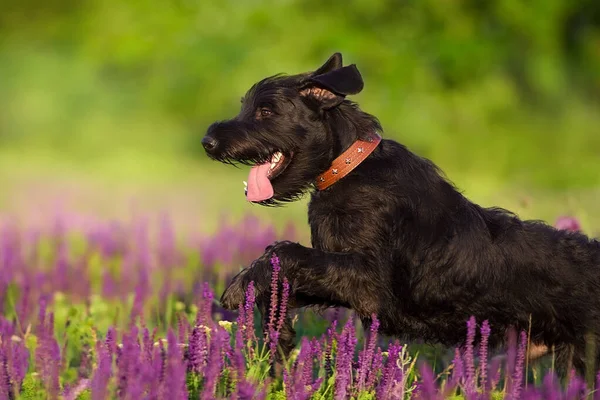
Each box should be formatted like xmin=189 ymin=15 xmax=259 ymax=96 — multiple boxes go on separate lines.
xmin=203 ymin=53 xmax=600 ymax=378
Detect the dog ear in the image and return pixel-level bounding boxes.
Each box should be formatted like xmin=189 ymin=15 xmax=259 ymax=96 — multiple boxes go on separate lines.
xmin=310 ymin=64 xmax=364 ymax=96
xmin=313 ymin=52 xmax=343 ymax=76
xmin=300 ymin=64 xmax=364 ymax=109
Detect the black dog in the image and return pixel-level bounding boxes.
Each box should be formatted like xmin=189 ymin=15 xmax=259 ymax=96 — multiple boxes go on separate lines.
xmin=202 ymin=53 xmax=600 ymax=378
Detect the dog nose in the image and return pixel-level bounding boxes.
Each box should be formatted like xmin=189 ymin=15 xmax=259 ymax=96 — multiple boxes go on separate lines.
xmin=201 ymin=136 xmax=218 ymax=152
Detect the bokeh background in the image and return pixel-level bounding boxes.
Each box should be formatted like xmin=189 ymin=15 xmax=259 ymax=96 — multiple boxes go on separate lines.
xmin=1 ymin=0 xmax=599 ymax=236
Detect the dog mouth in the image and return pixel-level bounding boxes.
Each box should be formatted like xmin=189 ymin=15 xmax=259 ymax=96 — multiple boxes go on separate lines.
xmin=243 ymin=151 xmax=293 ymax=202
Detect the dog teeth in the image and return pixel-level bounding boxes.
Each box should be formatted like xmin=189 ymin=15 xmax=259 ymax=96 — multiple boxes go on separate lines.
xmin=269 ymin=152 xmax=283 ymax=170
xmin=243 ymin=181 xmax=247 ymax=187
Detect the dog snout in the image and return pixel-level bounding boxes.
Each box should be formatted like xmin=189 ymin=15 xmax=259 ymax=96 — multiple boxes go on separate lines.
xmin=203 ymin=122 xmax=224 ymax=153
xmin=201 ymin=135 xmax=218 ymax=152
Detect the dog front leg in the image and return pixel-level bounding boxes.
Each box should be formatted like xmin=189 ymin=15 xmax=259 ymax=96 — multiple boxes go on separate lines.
xmin=289 ymin=250 xmax=383 ymax=317
xmin=221 ymin=240 xmax=383 ymax=317
xmin=220 ymin=241 xmax=383 ymax=361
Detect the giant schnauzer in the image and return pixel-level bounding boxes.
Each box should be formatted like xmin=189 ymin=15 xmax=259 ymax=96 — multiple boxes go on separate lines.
xmin=202 ymin=53 xmax=600 ymax=378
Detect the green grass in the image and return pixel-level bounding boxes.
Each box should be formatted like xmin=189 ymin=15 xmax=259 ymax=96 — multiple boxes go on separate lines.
xmin=0 ymin=1 xmax=599 ymax=236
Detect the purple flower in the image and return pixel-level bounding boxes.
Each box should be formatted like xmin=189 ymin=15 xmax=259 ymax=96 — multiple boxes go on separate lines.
xmin=541 ymin=372 xmax=561 ymax=400
xmin=464 ymin=316 xmax=476 ymax=395
xmin=91 ymin=346 xmax=113 ymax=400
xmin=78 ymin=343 xmax=92 ymax=378
xmin=142 ymin=327 xmax=156 ymax=363
xmin=282 ymin=367 xmax=293 ymax=400
xmin=201 ymin=327 xmax=227 ymax=400
xmin=236 ymin=301 xmax=246 ymax=331
xmin=366 ymin=347 xmax=384 ymax=391
xmin=310 ymin=336 xmax=321 ymax=356
xmin=334 ymin=317 xmax=357 ymax=400
xmin=450 ymin=347 xmax=464 ymax=389
xmin=243 ymin=281 xmax=257 ymax=349
xmin=377 ymin=341 xmax=402 ymax=399
xmin=63 ymin=378 xmax=90 ymax=400
xmin=507 ymin=330 xmax=528 ymax=400
xmin=197 ymin=282 xmax=214 ymax=326
xmin=0 ymin=346 xmax=12 ymax=399
xmin=160 ymin=329 xmax=188 ymax=400
xmin=130 ymin=278 xmax=147 ymax=324
xmin=264 ymin=253 xmax=293 ymax=362
xmin=565 ymin=374 xmax=587 ymax=400
xmin=505 ymin=328 xmax=518 ymax=392
xmin=357 ymin=314 xmax=380 ymax=391
xmin=53 ymin=241 xmax=70 ymax=292
xmin=521 ymin=388 xmax=544 ymax=400
xmin=116 ymin=326 xmax=141 ymax=397
xmin=17 ymin=210 xmax=600 ymax=400
xmin=152 ymin=342 xmax=166 ymax=393
xmin=285 ymin=348 xmax=310 ymax=400
xmin=236 ymin=380 xmax=261 ymax=399
xmin=488 ymin=355 xmax=502 ymax=391
xmin=16 ymin=282 xmax=32 ymax=331
xmin=187 ymin=324 xmax=207 ymax=374
xmin=10 ymin=340 xmax=29 ymax=389
xmin=293 ymin=337 xmax=315 ymax=399
xmin=479 ymin=320 xmax=491 ymax=392
xmin=276 ymin=278 xmax=290 ymax=335
xmin=418 ymin=362 xmax=441 ymax=400
xmin=232 ymin=323 xmax=247 ymax=388
xmin=177 ymin=313 xmax=189 ymax=344
xmin=35 ymin=310 xmax=61 ymax=399
xmin=282 ymin=337 xmax=320 ymax=400
xmin=323 ymin=319 xmax=338 ymax=378
xmin=267 ymin=254 xmax=281 ymax=342
xmin=105 ymin=327 xmax=117 ymax=355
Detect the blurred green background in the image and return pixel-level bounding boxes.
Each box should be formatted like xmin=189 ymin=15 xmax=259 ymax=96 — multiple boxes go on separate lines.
xmin=1 ymin=0 xmax=599 ymax=235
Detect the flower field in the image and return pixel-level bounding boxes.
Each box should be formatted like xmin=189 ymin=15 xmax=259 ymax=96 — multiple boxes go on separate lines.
xmin=0 ymin=209 xmax=595 ymax=399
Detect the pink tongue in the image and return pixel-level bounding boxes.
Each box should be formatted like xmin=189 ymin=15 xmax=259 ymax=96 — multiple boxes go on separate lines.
xmin=246 ymin=162 xmax=274 ymax=202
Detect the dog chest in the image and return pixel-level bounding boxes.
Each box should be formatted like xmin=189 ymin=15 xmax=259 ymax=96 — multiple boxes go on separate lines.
xmin=307 ymin=193 xmax=388 ymax=254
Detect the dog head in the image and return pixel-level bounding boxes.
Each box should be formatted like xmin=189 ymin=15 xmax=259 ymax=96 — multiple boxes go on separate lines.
xmin=202 ymin=53 xmax=381 ymax=205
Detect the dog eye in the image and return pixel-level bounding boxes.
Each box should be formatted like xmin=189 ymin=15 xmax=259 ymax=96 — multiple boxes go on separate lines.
xmin=259 ymin=108 xmax=272 ymax=117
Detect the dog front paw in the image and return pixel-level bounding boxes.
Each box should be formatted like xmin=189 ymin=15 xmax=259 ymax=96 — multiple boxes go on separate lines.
xmin=220 ymin=242 xmax=303 ymax=310
xmin=220 ymin=260 xmax=273 ymax=310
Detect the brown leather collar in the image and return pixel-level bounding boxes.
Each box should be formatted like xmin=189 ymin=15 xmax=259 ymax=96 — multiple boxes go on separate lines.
xmin=316 ymin=132 xmax=382 ymax=190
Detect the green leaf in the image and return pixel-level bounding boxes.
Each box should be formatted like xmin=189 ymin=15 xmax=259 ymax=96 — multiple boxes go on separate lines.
xmin=19 ymin=373 xmax=46 ymax=400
